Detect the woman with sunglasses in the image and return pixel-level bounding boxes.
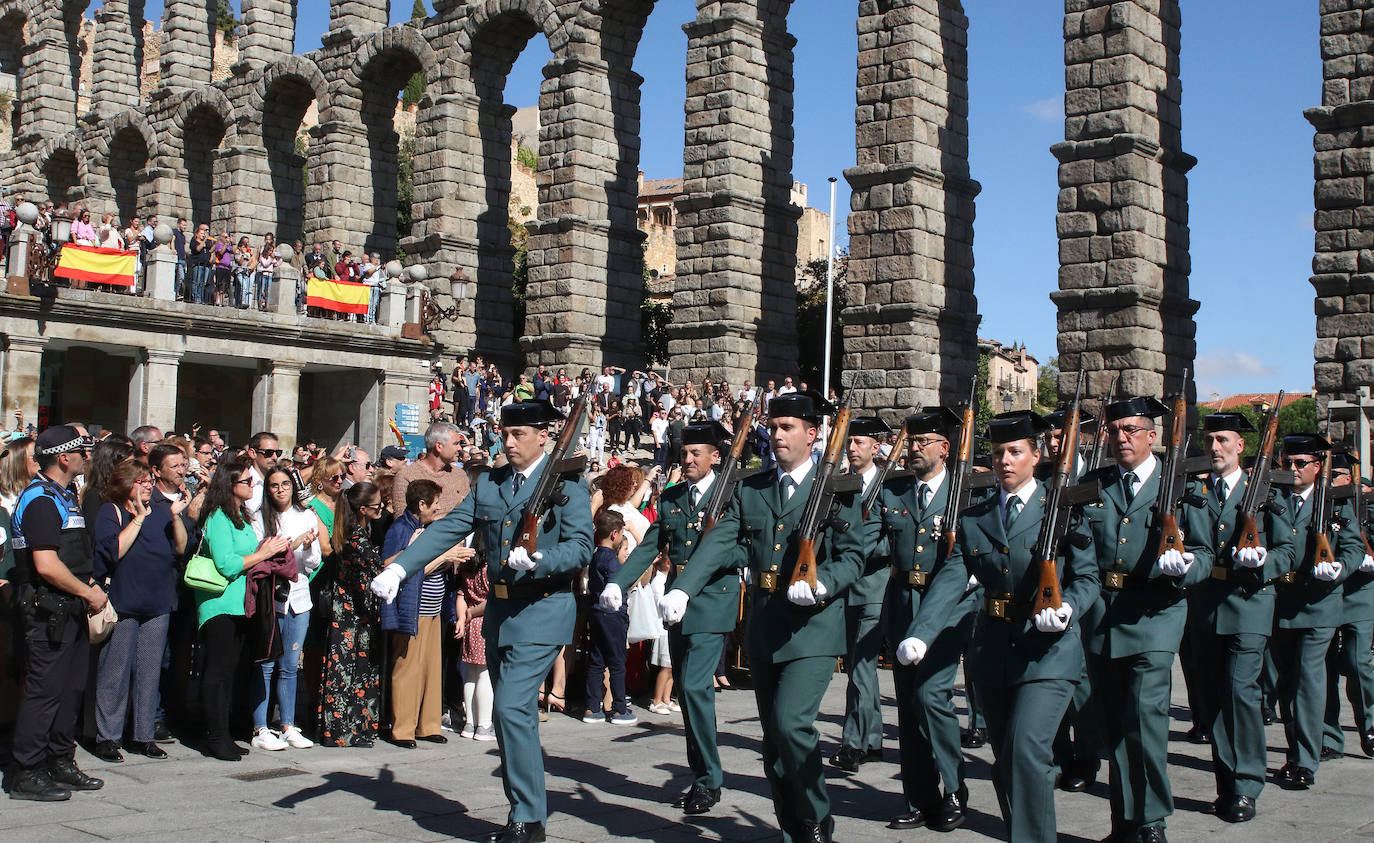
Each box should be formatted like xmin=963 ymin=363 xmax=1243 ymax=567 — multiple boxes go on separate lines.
xmin=306 ymin=457 xmax=346 ymax=539
xmin=91 ymin=460 xmax=187 ymax=762
xmin=318 ymin=482 xmax=387 ymax=747
xmin=196 ymin=457 xmax=291 ymax=760
xmin=248 ymin=467 xmax=328 ymax=751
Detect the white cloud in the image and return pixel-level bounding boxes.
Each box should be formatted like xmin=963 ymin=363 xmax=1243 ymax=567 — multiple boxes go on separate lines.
xmin=1018 ymin=96 xmax=1062 ymax=123
xmin=1194 ymin=349 xmax=1278 ymax=380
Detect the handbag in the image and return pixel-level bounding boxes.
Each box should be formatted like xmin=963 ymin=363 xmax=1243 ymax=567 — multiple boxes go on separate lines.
xmin=87 ymin=601 xmax=118 ymax=645
xmin=626 ymin=583 xmax=664 ymax=644
xmin=183 ymin=533 xmax=228 ymax=596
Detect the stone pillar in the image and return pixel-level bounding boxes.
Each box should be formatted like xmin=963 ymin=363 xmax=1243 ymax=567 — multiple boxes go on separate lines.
xmin=1050 ymin=0 xmax=1198 ymax=403
xmin=216 ymin=145 xmax=273 ymax=238
xmin=8 ymin=6 xmax=81 ymax=197
xmin=2 ymin=335 xmax=47 ymax=426
xmin=379 ymin=281 xmax=408 ymax=330
xmin=272 ymin=263 xmax=301 ymax=316
xmin=328 ymin=0 xmax=388 ymax=39
xmin=1310 ymin=0 xmax=1374 ymax=445
xmin=239 ymin=0 xmax=297 ymax=67
xmin=88 ymin=0 xmax=143 ymax=120
xmin=158 ymin=0 xmax=216 ymax=90
xmin=842 ymin=0 xmax=981 ymax=414
xmin=668 ymin=10 xmax=799 ymax=385
xmin=145 ymin=246 xmax=178 ymax=300
xmin=304 ymin=121 xmax=372 ymax=249
xmin=127 ymin=349 xmax=182 ymax=433
xmin=250 ymin=361 xmax=302 ymax=449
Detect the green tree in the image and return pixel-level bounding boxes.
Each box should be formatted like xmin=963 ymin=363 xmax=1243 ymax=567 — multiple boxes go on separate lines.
xmin=516 ymin=145 xmax=538 ymax=171
xmin=641 ymin=248 xmax=672 ymax=366
xmin=216 ymin=0 xmax=238 ymax=42
xmin=975 ymin=349 xmax=993 ymax=452
xmin=395 ymin=134 xmax=416 ymax=256
xmin=1278 ymin=396 xmax=1317 ymax=437
xmin=1037 ymin=357 xmax=1060 ymax=412
xmin=401 ymin=1 xmax=428 ymax=107
xmin=510 ymin=219 xmax=529 ymax=337
xmin=795 ymin=251 xmax=848 ymax=391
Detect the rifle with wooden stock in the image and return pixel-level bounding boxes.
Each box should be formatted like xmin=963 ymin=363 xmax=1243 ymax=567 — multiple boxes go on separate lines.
xmin=1307 ymin=448 xmax=1339 ymax=577
xmin=1231 ymin=390 xmax=1286 ymax=555
xmin=941 ymin=379 xmax=985 ymax=559
xmin=1153 ymin=369 xmax=1193 ymax=560
xmin=1082 ymin=373 xmax=1119 ymax=475
xmin=701 ymin=397 xmax=757 ymax=534
xmin=514 ymin=393 xmax=589 ymax=555
xmin=788 ymin=390 xmax=856 ymax=589
xmin=862 ymin=422 xmax=908 ymax=521
xmin=1031 ymin=371 xmax=1097 ymax=613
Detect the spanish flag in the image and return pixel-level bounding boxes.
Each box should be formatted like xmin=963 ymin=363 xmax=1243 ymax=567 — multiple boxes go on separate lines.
xmin=306 ymin=277 xmax=371 ymax=315
xmin=53 ymin=244 xmax=137 ymax=287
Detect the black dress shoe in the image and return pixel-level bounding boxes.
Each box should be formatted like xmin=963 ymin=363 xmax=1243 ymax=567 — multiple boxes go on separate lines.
xmin=350 ymin=736 xmax=375 ymax=748
xmin=682 ymin=785 xmax=721 ymax=815
xmin=485 ymin=821 xmax=546 ymax=843
xmin=1361 ymin=731 xmax=1374 ymax=757
xmin=887 ymin=808 xmax=928 ymax=829
xmin=1136 ymin=826 xmax=1167 ymax=842
xmin=207 ymin=741 xmax=242 ymax=762
xmin=960 ymin=727 xmax=987 ymax=748
xmin=93 ymin=739 xmax=124 ymax=763
xmin=1185 ymin=726 xmax=1212 ymax=744
xmin=829 ymin=744 xmax=863 ymax=772
xmin=48 ymin=758 xmax=103 ymax=791
xmin=931 ymin=789 xmax=967 ymax=832
xmin=130 ymin=741 xmax=168 ymax=759
xmin=1293 ymin=766 xmax=1315 ymax=788
xmin=670 ymin=789 xmax=690 ymax=809
xmin=1320 ymin=746 xmax=1343 ymax=762
xmin=1262 ymin=708 xmax=1276 ymax=726
xmin=153 ymin=721 xmax=174 ymax=743
xmin=1227 ymin=795 xmax=1256 ymax=822
xmin=1059 ymin=760 xmax=1096 ymax=793
xmin=799 ymin=815 xmax=834 ymax=843
xmin=8 ymin=768 xmax=71 ymax=802
xmin=417 ymin=733 xmax=448 ymax=744
xmin=392 ymin=738 xmax=417 ymax=749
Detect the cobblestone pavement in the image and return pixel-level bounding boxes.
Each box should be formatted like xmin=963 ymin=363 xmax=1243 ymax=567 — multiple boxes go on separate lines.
xmin=6 ymin=662 xmax=1374 ymax=841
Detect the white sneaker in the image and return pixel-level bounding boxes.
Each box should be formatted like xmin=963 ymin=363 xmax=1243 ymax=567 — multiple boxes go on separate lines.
xmin=280 ymin=725 xmax=313 ymax=749
xmin=460 ymin=725 xmax=475 ymax=739
xmin=473 ymin=725 xmax=496 ymax=742
xmin=648 ymin=702 xmax=672 ymax=716
xmin=251 ymin=728 xmax=289 ymax=751
xmin=669 ymin=701 xmax=682 ymax=713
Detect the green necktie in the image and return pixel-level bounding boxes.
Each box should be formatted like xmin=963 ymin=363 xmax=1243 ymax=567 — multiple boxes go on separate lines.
xmin=1005 ymin=496 xmax=1022 ymax=531
xmin=917 ymin=483 xmax=930 ymax=516
xmin=1122 ymin=471 xmax=1138 ymax=504
xmin=690 ymin=486 xmax=701 ymax=510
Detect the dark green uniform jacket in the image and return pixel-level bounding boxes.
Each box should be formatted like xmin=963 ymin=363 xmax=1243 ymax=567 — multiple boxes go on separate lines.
xmin=1274 ymin=489 xmax=1363 ymax=630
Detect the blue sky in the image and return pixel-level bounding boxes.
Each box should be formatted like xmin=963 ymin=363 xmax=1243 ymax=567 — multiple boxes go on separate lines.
xmin=134 ymin=1 xmax=1319 ymax=399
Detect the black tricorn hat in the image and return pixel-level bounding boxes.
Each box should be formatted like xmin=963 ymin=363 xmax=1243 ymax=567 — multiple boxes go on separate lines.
xmin=1201 ymin=413 xmax=1256 ymax=433
xmin=1282 ymin=433 xmax=1332 ymax=455
xmin=986 ymin=410 xmax=1053 ymax=444
xmin=905 ymin=407 xmax=961 ymax=438
xmin=768 ymin=390 xmax=835 ymax=424
xmin=1043 ymin=408 xmax=1097 ymax=431
xmin=682 ymin=420 xmax=730 ymax=449
xmin=848 ymin=416 xmax=891 ymax=439
xmin=1104 ymin=397 xmax=1170 ymax=422
xmin=500 ymin=399 xmax=564 ymax=428
xmin=1331 ymin=449 xmax=1354 ymax=471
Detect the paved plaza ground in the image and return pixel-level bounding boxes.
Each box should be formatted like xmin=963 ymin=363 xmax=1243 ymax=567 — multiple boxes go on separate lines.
xmin=6 ymin=662 xmax=1374 ymax=841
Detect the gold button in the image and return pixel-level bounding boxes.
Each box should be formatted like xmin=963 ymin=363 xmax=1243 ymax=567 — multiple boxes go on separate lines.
xmin=914 ymin=565 xmax=922 ymax=572
xmin=505 ymin=521 xmax=511 ymax=527
xmin=771 ymin=566 xmax=778 ymax=572
xmin=774 ymin=544 xmax=782 ymax=551
xmin=1003 ymin=567 xmax=1009 ymax=573
xmin=1119 ymin=538 xmax=1128 ymax=545
xmin=503 ymin=540 xmax=509 ymax=546
xmin=777 ymin=523 xmax=784 ymax=531
xmin=1115 ymin=558 xmax=1123 ymax=564
xmin=1122 ymin=517 xmax=1130 ymax=524
xmin=916 ymin=545 xmax=924 ymax=552
xmin=685 ymin=540 xmax=693 ymax=546
xmin=1002 ymin=546 xmax=1010 ymax=553
xmin=918 ymin=528 xmax=926 ymax=534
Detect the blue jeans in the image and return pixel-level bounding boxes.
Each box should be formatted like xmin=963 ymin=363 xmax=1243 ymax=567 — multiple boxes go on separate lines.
xmin=255 ymin=272 xmax=272 ymax=310
xmin=251 ymin=607 xmax=311 ymax=729
xmin=175 ymin=260 xmax=186 ymax=298
xmin=190 ymin=264 xmax=213 ymax=303
xmin=367 ymin=285 xmax=381 ymax=324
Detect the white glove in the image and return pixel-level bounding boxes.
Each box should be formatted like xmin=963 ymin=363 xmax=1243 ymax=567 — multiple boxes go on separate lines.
xmin=597 ymin=583 xmax=623 ymax=612
xmin=741 ymin=567 xmax=752 ymax=586
xmin=896 ymin=637 xmax=928 ymax=666
xmin=967 ymin=574 xmax=980 ymax=591
xmin=1232 ymin=546 xmax=1268 ymax=569
xmin=1314 ymin=560 xmax=1343 ymax=582
xmin=659 ymin=589 xmax=689 ymax=625
xmin=369 ymin=563 xmax=406 ymax=604
xmin=1034 ymin=603 xmax=1073 ymax=633
xmin=786 ymin=579 xmax=828 ymax=606
xmin=1361 ymin=554 xmax=1374 ymax=573
xmin=507 ymin=546 xmax=542 ymax=571
xmin=1158 ymin=549 xmax=1195 ymax=577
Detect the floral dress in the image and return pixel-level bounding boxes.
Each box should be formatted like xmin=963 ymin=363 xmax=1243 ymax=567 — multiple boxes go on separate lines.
xmin=318 ymin=525 xmax=385 ymax=745
xmin=457 ymin=565 xmax=490 ymax=666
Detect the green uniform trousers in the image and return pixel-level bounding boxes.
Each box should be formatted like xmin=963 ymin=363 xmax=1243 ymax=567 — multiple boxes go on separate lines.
xmin=668 ymin=628 xmax=726 ymax=790
xmin=978 ymin=677 xmax=1075 ymax=843
xmin=488 ymin=641 xmax=562 ymax=823
xmin=961 ymin=611 xmax=985 ymax=731
xmin=1089 ymin=650 xmax=1175 ymax=833
xmin=841 ymin=603 xmax=883 ymax=752
xmin=892 ymin=618 xmax=967 ymax=812
xmin=1053 ymin=659 xmax=1103 ymax=776
xmin=751 ymin=655 xmax=835 ymax=842
xmin=1275 ymin=626 xmax=1337 ymax=771
xmin=1200 ymin=631 xmax=1268 ymax=799
xmin=1179 ymin=607 xmax=1210 ymax=729
xmin=1324 ymin=620 xmax=1374 ymax=752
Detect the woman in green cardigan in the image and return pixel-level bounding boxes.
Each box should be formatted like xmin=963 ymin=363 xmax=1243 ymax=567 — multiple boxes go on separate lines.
xmin=196 ymin=456 xmax=290 ymax=761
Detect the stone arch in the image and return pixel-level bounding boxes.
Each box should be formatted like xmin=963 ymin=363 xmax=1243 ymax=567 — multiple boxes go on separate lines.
xmin=255 ymin=59 xmax=329 ymax=245
xmin=251 ymin=55 xmax=332 ymax=131
xmin=101 ymin=109 xmax=162 ymax=170
xmin=35 ymin=133 xmax=88 ymax=205
xmin=180 ymin=105 xmax=229 ymax=229
xmin=106 ymin=125 xmax=151 ymax=223
xmin=345 ymin=25 xmax=439 ymax=97
xmin=166 ymin=85 xmax=239 ymax=158
xmin=455 ymin=0 xmax=568 ymax=68
xmin=0 ymin=5 xmax=27 ymax=150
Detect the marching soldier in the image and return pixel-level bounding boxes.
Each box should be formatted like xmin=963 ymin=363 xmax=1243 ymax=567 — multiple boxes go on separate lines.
xmin=1271 ymin=434 xmax=1363 ymax=790
xmin=597 ymin=420 xmax=739 ymax=816
xmin=1078 ymin=397 xmax=1212 ymax=843
xmin=660 ymin=391 xmax=864 ymax=843
xmin=898 ymin=410 xmax=1099 ymax=843
xmin=1323 ymin=451 xmax=1374 ymax=758
xmin=878 ymin=408 xmax=976 ymax=831
xmin=1178 ymin=412 xmax=1294 ymax=823
xmin=831 ymin=416 xmax=891 ymax=773
xmin=371 ymin=399 xmax=593 ymax=843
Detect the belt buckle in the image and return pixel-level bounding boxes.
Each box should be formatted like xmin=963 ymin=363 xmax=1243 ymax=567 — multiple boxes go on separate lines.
xmin=1278 ymin=571 xmax=1297 ymax=585
xmin=1210 ymin=566 xmax=1227 ymax=581
xmin=987 ymin=597 xmax=1008 ymax=619
xmin=493 ymin=583 xmax=509 ymax=600
xmin=760 ymin=572 xmax=778 ymax=592
xmin=1104 ymin=571 xmax=1126 ymax=590
xmin=907 ymin=570 xmax=928 ymax=587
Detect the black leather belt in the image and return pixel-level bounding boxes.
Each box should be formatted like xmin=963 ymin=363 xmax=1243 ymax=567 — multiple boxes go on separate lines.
xmin=491 ymin=578 xmax=573 ymax=601
xmin=890 ymin=565 xmax=929 ymax=588
xmin=982 ymin=593 xmax=1033 ymax=621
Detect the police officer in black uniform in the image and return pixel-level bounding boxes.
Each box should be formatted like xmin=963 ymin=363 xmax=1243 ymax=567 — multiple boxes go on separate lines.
xmin=8 ymin=425 xmax=106 ymax=801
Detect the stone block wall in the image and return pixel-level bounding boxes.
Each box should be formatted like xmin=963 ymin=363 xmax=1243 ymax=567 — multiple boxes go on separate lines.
xmin=1311 ymin=0 xmax=1374 ymax=444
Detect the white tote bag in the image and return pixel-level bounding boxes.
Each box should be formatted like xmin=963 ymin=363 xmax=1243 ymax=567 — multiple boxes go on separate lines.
xmin=626 ymin=583 xmax=664 ymax=644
